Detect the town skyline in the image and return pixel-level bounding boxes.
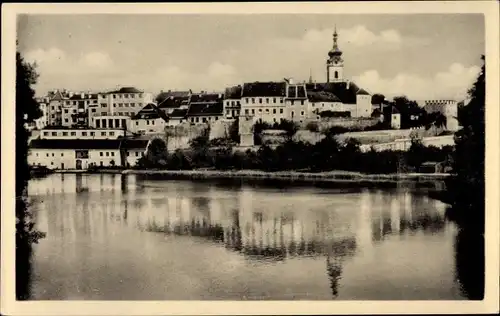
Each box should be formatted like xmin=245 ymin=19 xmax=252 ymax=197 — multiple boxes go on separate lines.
xmin=18 ymin=14 xmax=484 ymax=100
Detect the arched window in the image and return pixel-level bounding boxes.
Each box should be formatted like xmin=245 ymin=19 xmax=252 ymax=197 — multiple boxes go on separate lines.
xmin=334 ymin=71 xmax=339 ymax=79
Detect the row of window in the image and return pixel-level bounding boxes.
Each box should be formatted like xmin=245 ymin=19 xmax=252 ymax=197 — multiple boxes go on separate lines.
xmin=190 ymin=116 xmax=220 ymax=123
xmin=107 ymin=93 xmax=144 ymax=99
xmin=63 ymin=100 xmax=97 ymax=106
xmin=289 ymin=100 xmax=306 ymax=106
xmin=244 ymin=108 xmax=284 ymax=115
xmin=243 ymin=97 xmax=284 ymax=104
xmin=136 ymin=119 xmax=161 ymax=126
xmin=99 ymin=103 xmax=143 ymax=108
xmin=94 ymin=118 xmax=128 ymax=129
xmin=34 ymin=151 xmax=142 ymax=158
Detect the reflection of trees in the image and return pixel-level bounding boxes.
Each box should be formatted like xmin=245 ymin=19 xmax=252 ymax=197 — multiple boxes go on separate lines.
xmin=454 ymin=230 xmax=484 ymax=300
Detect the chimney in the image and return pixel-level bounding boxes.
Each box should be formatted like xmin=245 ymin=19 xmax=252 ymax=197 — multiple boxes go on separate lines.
xmin=288 ymin=78 xmax=294 ymax=84
xmin=69 ymin=91 xmax=74 ymax=98
xmin=81 ymin=92 xmax=85 ymax=99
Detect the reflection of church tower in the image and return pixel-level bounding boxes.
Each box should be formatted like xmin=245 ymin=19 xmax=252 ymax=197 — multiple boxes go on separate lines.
xmin=326 ymin=254 xmax=343 ymax=298
xmin=326 ymin=25 xmax=344 ymax=83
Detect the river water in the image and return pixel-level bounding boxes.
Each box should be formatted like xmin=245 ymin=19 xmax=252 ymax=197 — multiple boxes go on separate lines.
xmin=26 ymin=173 xmax=474 ymax=300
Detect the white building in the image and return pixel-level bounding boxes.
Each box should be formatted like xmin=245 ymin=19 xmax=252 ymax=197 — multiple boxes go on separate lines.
xmin=285 ymin=80 xmax=309 ymax=123
xmin=223 ymin=85 xmax=242 ymax=119
xmin=240 ymin=81 xmax=287 ymax=124
xmin=130 ymin=103 xmax=169 ymax=134
xmin=62 ymin=92 xmax=98 ymax=127
xmin=90 ymin=87 xmax=154 ymax=122
xmin=28 ymin=137 xmax=149 ymax=170
xmin=186 ymin=93 xmax=224 ymax=124
xmin=90 ymin=115 xmax=131 ymax=130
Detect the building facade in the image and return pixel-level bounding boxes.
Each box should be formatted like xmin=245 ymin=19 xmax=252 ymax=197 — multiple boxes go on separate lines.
xmin=90 ymin=87 xmax=153 ymax=122
xmin=240 ymin=82 xmax=287 ymax=124
xmin=285 ymin=81 xmax=309 ymax=123
xmin=130 ymin=103 xmax=169 ymax=134
xmin=418 ymin=99 xmax=460 ymax=131
xmin=223 ymin=85 xmax=242 ymax=119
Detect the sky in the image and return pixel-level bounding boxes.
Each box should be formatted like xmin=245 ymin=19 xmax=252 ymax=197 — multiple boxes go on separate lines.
xmin=17 ymin=14 xmax=484 ymax=100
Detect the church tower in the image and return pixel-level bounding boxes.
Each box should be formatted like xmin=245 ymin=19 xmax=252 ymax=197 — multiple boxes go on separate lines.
xmin=326 ymin=26 xmax=344 ymax=83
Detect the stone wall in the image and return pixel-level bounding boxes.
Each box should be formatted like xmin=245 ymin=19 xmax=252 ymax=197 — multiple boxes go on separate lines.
xmin=209 ymin=119 xmax=232 ymax=140
xmin=316 ymin=117 xmax=379 ymax=132
xmin=164 ymin=123 xmax=208 ymax=150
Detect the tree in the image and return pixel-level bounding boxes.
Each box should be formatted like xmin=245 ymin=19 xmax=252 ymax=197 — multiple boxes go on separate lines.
xmin=371 ymin=93 xmax=385 ymax=105
xmin=16 ymin=50 xmax=45 ymax=300
xmin=446 ymin=55 xmax=485 ymax=235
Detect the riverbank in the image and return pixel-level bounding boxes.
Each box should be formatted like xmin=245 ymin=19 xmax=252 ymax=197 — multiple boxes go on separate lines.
xmin=54 ymin=168 xmax=451 ymax=183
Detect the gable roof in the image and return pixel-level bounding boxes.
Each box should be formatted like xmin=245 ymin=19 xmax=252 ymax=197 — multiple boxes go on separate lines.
xmin=132 ymin=103 xmax=168 ymax=121
xmin=391 ymin=106 xmax=400 ymax=114
xmin=187 ymin=102 xmax=223 ymax=117
xmin=356 ymin=88 xmax=370 ymax=95
xmin=156 ymin=90 xmax=191 ymax=104
xmin=224 ymin=85 xmax=243 ymax=99
xmin=170 ymin=108 xmax=188 ymax=118
xmin=120 ymin=138 xmax=150 ymax=150
xmin=241 ymin=82 xmax=286 ymax=98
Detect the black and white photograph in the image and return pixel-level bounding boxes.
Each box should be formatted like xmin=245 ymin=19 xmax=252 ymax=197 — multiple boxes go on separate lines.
xmin=1 ymin=2 xmax=499 ymax=315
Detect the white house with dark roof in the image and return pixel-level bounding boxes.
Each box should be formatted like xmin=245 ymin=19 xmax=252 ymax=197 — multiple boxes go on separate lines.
xmin=284 ymin=80 xmax=309 ymax=123
xmin=167 ymin=108 xmax=188 ymax=126
xmin=240 ymin=81 xmax=287 ymax=124
xmin=185 ymin=93 xmax=224 ymax=124
xmin=156 ymin=90 xmax=191 ymax=115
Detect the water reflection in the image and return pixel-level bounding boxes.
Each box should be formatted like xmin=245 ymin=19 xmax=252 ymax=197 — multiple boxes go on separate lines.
xmin=27 ymin=174 xmax=467 ymax=300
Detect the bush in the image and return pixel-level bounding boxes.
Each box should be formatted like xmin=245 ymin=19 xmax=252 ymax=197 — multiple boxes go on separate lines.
xmin=306 ymin=121 xmax=319 ymax=132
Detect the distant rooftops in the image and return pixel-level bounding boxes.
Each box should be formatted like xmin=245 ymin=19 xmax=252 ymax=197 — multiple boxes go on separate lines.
xmin=187 ymin=102 xmax=223 ymax=117
xmin=224 ymin=85 xmax=243 ymax=99
xmin=109 ymin=87 xmax=143 ymax=94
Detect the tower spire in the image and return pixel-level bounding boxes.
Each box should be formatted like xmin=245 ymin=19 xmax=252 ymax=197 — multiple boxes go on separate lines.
xmin=309 ymin=68 xmax=313 ymax=84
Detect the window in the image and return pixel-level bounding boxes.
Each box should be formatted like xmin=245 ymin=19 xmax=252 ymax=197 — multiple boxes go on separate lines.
xmin=106 ymin=152 xmax=109 ymax=157
xmin=64 ymin=119 xmax=69 ymax=123
xmin=246 ymin=98 xmax=249 ymax=103
xmin=71 ymin=132 xmax=76 ymax=136
xmin=64 ymin=109 xmax=69 ymax=114
xmin=111 ymin=152 xmax=114 ymax=157
xmin=227 ymin=110 xmax=230 ymax=115
xmin=92 ymin=109 xmax=97 ymax=113
xmin=113 ymin=94 xmax=117 ymax=99
xmin=301 ymin=100 xmax=304 ymax=105
xmin=44 ymin=132 xmax=49 ymax=136
xmin=46 ymin=153 xmax=49 ymax=157
xmin=301 ymin=111 xmax=305 ymax=116
xmin=101 ymin=103 xmax=106 ymax=108
xmin=127 ymin=152 xmax=130 ymax=156
xmin=273 ymin=109 xmax=276 ymax=114
xmin=101 ymin=132 xmax=106 ymax=136
xmin=291 ymin=100 xmax=295 ymax=105
xmin=265 ymin=109 xmax=269 ymax=113
xmin=62 ymin=132 xmax=68 ymax=136
xmin=146 ymin=120 xmax=150 ymax=125
xmin=152 ymin=120 xmax=155 ymax=125
xmin=259 ymin=98 xmax=262 ymax=104
xmin=245 ymin=109 xmax=249 ymax=114
xmin=259 ymin=109 xmax=262 ymax=113
xmin=334 ymin=71 xmax=338 ymax=79
xmin=51 ymin=132 xmax=57 ymax=136
xmin=102 ymin=112 xmax=107 ymax=116
xmin=231 ymin=101 xmax=235 ymax=106
xmin=252 ymin=109 xmax=255 ymax=114
xmin=52 ymin=153 xmax=55 ymax=157
xmin=273 ymin=98 xmax=276 ymax=103
xmin=252 ymin=98 xmax=255 ymax=104
xmin=96 ymin=120 xmax=101 ymax=128
xmin=100 ymin=152 xmax=103 ymax=156
xmin=136 ymin=121 xmax=139 ymax=126
xmin=135 ymin=152 xmax=139 ymax=157
xmin=90 ymin=132 xmax=95 ymax=136
xmin=291 ymin=111 xmax=295 ymax=117
xmin=109 ymin=132 xmax=115 ymax=136
xmin=100 ymin=161 xmax=103 ymax=166
xmin=195 ymin=117 xmax=199 ymax=123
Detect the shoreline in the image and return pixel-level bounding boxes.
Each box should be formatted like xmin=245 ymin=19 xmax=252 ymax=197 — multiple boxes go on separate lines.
xmin=52 ymin=168 xmax=451 ymax=182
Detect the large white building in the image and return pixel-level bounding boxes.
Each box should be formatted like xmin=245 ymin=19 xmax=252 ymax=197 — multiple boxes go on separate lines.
xmin=89 ymin=87 xmax=154 ymax=122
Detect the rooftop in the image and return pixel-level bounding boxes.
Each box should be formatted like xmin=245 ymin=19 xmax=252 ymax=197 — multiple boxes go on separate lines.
xmin=224 ymin=85 xmax=243 ymax=99
xmin=109 ymin=87 xmax=143 ymax=94
xmin=170 ymin=108 xmax=188 ymax=118
xmin=132 ymin=103 xmax=168 ymax=121
xmin=242 ymin=82 xmax=286 ymax=98
xmin=307 ymin=90 xmax=341 ymax=103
